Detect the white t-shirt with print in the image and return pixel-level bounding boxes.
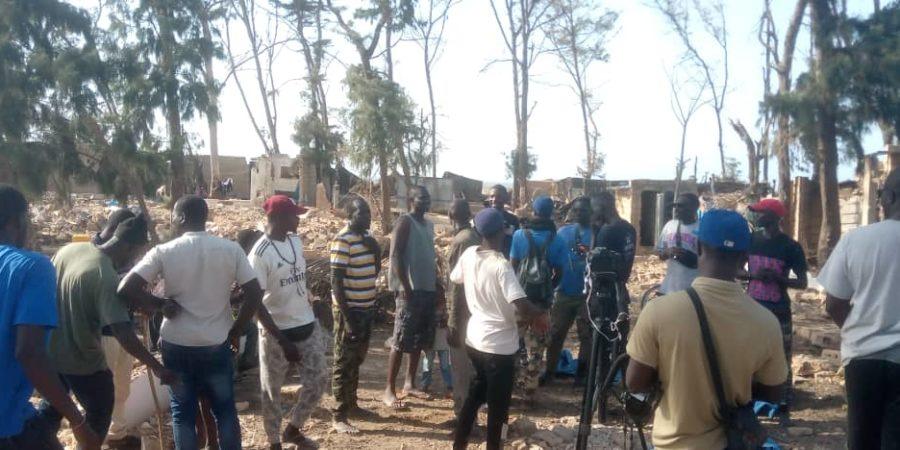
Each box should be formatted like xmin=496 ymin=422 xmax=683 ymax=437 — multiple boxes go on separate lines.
xmin=817 ymin=220 xmax=900 ymax=366
xmin=656 ymin=219 xmax=700 ymax=294
xmin=248 ymin=234 xmax=315 ymax=331
xmin=131 ymin=231 xmax=257 ymax=347
xmin=450 ymin=246 xmax=527 ymax=355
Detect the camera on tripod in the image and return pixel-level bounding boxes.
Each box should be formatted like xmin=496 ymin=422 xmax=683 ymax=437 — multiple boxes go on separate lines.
xmin=586 ymin=247 xmax=624 ymax=328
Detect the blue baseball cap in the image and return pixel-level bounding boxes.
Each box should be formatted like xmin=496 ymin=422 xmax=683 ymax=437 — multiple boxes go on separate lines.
xmin=697 ymin=209 xmax=751 ymax=252
xmin=474 ymin=208 xmax=504 ymax=237
xmin=533 ymin=196 xmax=554 ymax=218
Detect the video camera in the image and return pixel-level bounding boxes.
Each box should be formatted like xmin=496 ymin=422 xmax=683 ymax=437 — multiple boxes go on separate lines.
xmin=585 ymin=247 xmax=625 ymax=333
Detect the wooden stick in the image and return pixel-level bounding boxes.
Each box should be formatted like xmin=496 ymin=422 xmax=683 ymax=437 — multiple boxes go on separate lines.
xmin=142 ymin=316 xmax=166 ymax=450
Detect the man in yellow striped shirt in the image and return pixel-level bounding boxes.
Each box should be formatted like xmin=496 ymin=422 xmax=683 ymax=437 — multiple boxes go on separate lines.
xmin=330 ymin=198 xmax=381 ymax=434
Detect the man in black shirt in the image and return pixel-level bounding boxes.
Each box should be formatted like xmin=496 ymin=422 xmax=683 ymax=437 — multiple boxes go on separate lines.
xmin=593 ymin=192 xmax=637 ymax=315
xmin=744 ymin=198 xmax=807 ymax=416
xmin=488 ymin=185 xmax=519 ymax=258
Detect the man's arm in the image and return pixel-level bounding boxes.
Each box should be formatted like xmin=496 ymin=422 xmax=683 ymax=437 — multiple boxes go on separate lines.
xmin=625 ymin=358 xmax=657 ymax=392
xmin=391 ymin=216 xmax=413 ymax=294
xmin=512 ymin=297 xmax=550 ymax=333
xmin=231 ymin=279 xmax=263 ymax=339
xmin=16 ymin=325 xmax=101 ymax=449
xmin=109 ymin=322 xmax=176 ymax=384
xmin=825 ymin=294 xmax=852 ymax=328
xmin=118 ymin=273 xmax=173 ymax=316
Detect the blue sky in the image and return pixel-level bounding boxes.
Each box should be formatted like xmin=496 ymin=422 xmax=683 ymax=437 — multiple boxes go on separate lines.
xmin=74 ymin=0 xmax=882 ymax=185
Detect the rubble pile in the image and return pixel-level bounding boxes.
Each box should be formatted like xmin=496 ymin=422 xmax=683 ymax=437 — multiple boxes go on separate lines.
xmin=505 ymin=415 xmax=626 ymax=450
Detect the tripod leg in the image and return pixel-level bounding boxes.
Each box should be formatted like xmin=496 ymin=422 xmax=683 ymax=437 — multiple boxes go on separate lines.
xmin=576 ymin=328 xmax=604 ymax=450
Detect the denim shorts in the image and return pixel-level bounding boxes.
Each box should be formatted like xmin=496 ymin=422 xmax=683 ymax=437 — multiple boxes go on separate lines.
xmin=392 ymin=290 xmax=437 ymax=353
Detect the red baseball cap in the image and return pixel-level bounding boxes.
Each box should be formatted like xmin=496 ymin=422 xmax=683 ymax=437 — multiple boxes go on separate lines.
xmin=263 ymin=195 xmax=307 ymax=216
xmin=749 ymin=198 xmax=787 ymax=218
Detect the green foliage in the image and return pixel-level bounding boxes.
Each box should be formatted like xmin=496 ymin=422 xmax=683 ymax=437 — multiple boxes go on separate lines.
xmin=292 ymin=111 xmax=342 ymax=179
xmin=343 ymin=65 xmax=417 ymax=178
xmin=765 ymin=2 xmax=900 ymax=172
xmin=505 ymin=149 xmax=537 ymax=181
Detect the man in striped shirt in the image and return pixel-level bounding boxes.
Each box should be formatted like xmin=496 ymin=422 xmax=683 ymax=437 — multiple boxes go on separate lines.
xmin=330 ymin=198 xmax=381 ymax=434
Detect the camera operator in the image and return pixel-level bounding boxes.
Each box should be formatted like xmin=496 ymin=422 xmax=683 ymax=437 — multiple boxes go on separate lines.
xmin=656 ymin=193 xmax=700 ymax=294
xmin=592 ymin=192 xmax=637 ymax=320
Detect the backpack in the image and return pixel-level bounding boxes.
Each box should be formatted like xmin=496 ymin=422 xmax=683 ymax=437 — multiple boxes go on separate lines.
xmin=517 ymin=229 xmax=554 ymax=308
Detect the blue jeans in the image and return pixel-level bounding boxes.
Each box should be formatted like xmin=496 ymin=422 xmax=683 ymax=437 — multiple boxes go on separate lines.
xmin=161 ymin=341 xmax=240 ymax=450
xmin=422 ymin=349 xmax=453 ymax=391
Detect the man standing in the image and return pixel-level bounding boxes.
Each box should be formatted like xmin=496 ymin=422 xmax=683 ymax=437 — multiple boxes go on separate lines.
xmin=509 ymin=196 xmax=566 ymax=399
xmin=656 ymin=193 xmax=700 ymax=294
xmin=0 ymin=185 xmax=101 ymax=450
xmin=745 ymin=198 xmax=807 ymax=416
xmin=626 ymin=210 xmax=787 ymax=449
xmin=446 ymin=199 xmax=481 ymax=419
xmin=384 ymin=186 xmax=438 ymax=408
xmin=544 ymin=197 xmax=594 ymax=385
xmin=119 ymin=195 xmax=264 ymax=450
xmin=40 ymin=215 xmax=176 ymax=443
xmin=250 ymin=195 xmax=327 ymax=450
xmin=593 ymin=191 xmax=638 ymax=335
xmin=488 ymin=185 xmax=519 ymax=258
xmin=818 ymin=168 xmax=900 ymax=450
xmin=330 ymin=198 xmax=381 ymax=434
xmin=451 ymin=208 xmax=550 ymax=450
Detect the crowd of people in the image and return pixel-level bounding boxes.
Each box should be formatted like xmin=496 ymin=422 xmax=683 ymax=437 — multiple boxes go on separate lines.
xmin=0 ymin=168 xmax=898 ymax=450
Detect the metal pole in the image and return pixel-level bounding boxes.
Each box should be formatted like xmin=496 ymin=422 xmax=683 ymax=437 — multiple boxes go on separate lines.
xmin=576 ymin=327 xmax=603 ymax=450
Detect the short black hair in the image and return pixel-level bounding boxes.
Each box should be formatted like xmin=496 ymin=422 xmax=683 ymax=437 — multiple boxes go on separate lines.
xmin=0 ymin=185 xmax=28 ymax=229
xmin=175 ymin=195 xmax=209 ymax=225
xmin=449 ymin=198 xmax=471 ymax=221
xmin=490 ymin=184 xmax=508 ymax=194
xmin=411 ymin=185 xmax=429 ymax=198
xmin=678 ymin=192 xmax=700 ymax=206
xmin=114 ymin=215 xmax=150 ymax=246
xmin=346 ymin=196 xmax=370 ymax=216
xmin=237 ymin=228 xmax=263 ymax=252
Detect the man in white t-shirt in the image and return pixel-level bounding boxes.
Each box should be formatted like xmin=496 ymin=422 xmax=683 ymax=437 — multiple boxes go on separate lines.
xmin=656 ymin=193 xmax=700 ymax=294
xmin=818 ymin=168 xmax=900 ymax=450
xmin=119 ymin=195 xmax=263 ymax=450
xmin=250 ymin=195 xmax=327 ymax=450
xmin=450 ymin=208 xmax=550 ymax=450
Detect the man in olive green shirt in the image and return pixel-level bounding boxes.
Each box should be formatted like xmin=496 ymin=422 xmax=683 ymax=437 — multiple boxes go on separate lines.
xmin=38 ymin=216 xmax=176 ymax=443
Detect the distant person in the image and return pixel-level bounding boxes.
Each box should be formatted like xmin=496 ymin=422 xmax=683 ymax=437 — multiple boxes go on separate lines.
xmin=509 ymin=196 xmax=566 ymax=400
xmin=0 ymin=185 xmax=101 ymax=450
xmin=744 ymin=198 xmax=807 ymax=416
xmin=39 ymin=214 xmax=177 ymax=444
xmin=445 ymin=199 xmax=481 ymax=420
xmin=330 ymin=198 xmax=381 ymax=434
xmin=656 ymin=193 xmax=700 ymax=294
xmin=544 ymin=196 xmax=594 ymax=385
xmin=249 ymin=195 xmax=327 ymax=450
xmin=488 ymin=185 xmax=519 ymax=258
xmin=818 ymin=168 xmax=900 ymax=450
xmin=384 ymin=186 xmax=439 ymax=408
xmin=451 ymin=208 xmax=550 ymax=450
xmin=119 ymin=195 xmax=264 ymax=450
xmin=420 ymin=307 xmax=453 ymax=398
xmin=626 ymin=209 xmax=787 ymax=449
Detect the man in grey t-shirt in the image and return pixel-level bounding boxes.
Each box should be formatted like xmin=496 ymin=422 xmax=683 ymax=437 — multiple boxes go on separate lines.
xmin=384 ymin=186 xmax=439 ymax=409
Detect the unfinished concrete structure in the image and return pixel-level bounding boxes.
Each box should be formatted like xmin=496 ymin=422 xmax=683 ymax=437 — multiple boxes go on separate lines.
xmin=250 ymin=154 xmax=300 ymax=202
xmin=190 ymin=155 xmax=250 ymax=199
xmin=394 ymin=172 xmax=484 ymax=214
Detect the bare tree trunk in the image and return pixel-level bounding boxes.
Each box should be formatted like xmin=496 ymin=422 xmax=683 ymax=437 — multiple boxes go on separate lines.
xmin=774 ymin=0 xmax=808 ymax=233
xmin=424 ymin=45 xmax=438 ymax=179
xmin=674 ymin=122 xmax=689 ymax=198
xmin=730 ymin=119 xmax=759 ymax=192
xmin=200 ymin=3 xmax=220 ymax=194
xmin=811 ymin=0 xmax=840 ymax=263
xmin=156 ymin=2 xmax=185 ymax=204
xmin=236 ymin=0 xmax=279 ymax=154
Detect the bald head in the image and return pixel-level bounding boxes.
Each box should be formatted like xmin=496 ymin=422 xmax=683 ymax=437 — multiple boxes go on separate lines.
xmin=449 ymin=199 xmax=472 ymax=228
xmin=173 ymin=195 xmax=208 ymax=232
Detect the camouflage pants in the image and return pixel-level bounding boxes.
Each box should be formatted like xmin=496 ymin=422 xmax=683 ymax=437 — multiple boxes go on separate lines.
xmin=259 ymin=322 xmax=328 ymax=444
xmin=331 ymin=305 xmax=375 ymax=419
xmin=516 ymin=323 xmax=548 ymax=396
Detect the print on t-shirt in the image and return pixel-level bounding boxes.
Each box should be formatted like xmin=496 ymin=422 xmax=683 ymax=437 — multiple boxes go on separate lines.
xmin=747 ymin=255 xmax=786 ymax=302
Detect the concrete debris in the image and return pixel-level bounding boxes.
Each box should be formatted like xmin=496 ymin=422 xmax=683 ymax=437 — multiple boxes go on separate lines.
xmin=787 ymin=426 xmax=814 ymax=437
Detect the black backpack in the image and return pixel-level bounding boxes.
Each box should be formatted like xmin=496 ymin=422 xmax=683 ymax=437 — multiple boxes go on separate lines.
xmin=517 ymin=229 xmax=554 ymax=308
